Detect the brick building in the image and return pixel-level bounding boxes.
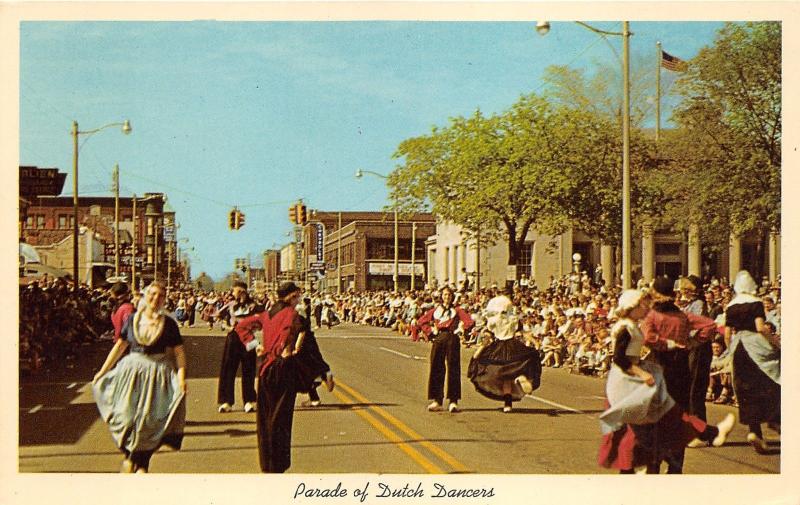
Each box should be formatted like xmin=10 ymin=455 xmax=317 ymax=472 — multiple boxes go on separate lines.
xmin=23 ymin=192 xmax=183 ymax=288
xmin=299 ymin=210 xmax=435 ymax=292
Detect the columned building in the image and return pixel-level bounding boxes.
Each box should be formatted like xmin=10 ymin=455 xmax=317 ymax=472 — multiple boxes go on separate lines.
xmin=425 ymin=221 xmax=781 ymax=289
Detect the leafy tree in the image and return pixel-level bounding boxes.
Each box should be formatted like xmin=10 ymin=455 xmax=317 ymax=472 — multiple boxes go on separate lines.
xmin=389 ymin=95 xmax=571 ymax=273
xmin=664 ymin=22 xmax=780 ymax=277
xmin=194 ymin=272 xmax=215 ymax=292
xmin=389 ymin=92 xmax=659 ymax=282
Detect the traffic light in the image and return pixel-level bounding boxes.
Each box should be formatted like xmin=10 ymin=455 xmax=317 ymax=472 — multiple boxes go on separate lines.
xmin=236 ymin=210 xmax=245 ymax=229
xmin=289 ymin=205 xmax=297 ymax=224
xmin=297 ymin=204 xmax=307 ymax=225
xmin=228 ymin=209 xmax=237 ymax=229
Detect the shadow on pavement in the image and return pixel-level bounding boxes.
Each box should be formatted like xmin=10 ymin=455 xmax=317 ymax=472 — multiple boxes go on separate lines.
xmin=458 ymin=407 xmax=603 ymax=416
xmin=186 ymin=420 xmax=255 ymax=426
xmin=19 ymin=403 xmax=102 ymax=446
xmin=296 ymin=403 xmax=398 ymax=411
xmin=184 ymin=429 xmax=255 ymax=438
xmin=184 ymin=335 xmax=226 ymax=379
xmin=20 ymin=340 xmax=115 ymax=447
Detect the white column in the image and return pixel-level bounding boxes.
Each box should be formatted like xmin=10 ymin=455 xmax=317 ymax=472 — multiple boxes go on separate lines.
xmin=642 ymin=224 xmax=655 ymax=283
xmin=687 ymin=223 xmax=701 ymax=277
xmin=768 ymin=230 xmax=780 ymax=281
xmin=601 ymin=244 xmax=613 ymax=287
xmin=729 ymin=232 xmax=741 ymax=282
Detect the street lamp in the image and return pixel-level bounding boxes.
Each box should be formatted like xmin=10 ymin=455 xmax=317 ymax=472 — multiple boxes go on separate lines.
xmin=71 ymin=119 xmax=132 ymax=288
xmin=572 ymin=252 xmax=582 ymax=273
xmin=355 ymin=168 xmax=399 ymax=292
xmin=537 ymin=21 xmax=632 ymax=288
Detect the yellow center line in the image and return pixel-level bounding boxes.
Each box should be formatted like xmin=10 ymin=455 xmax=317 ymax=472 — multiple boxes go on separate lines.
xmin=335 ymin=379 xmax=471 ymax=473
xmin=331 ymin=388 xmax=444 ymax=474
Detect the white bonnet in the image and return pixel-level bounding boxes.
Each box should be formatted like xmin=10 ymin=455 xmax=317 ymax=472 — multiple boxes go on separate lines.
xmin=617 ymin=289 xmax=645 ymax=313
xmin=733 ymin=270 xmax=758 ymax=295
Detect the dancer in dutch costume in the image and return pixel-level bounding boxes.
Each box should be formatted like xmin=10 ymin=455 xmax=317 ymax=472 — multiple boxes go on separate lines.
xmin=217 ymin=280 xmax=259 ymax=413
xmin=417 ymin=286 xmax=474 ymax=413
xmin=724 ymin=270 xmax=781 ymax=454
xmin=598 ymin=289 xmax=734 ymax=474
xmin=234 ymin=282 xmax=329 ymax=472
xmin=92 ymin=281 xmax=186 ymax=473
xmin=467 ymin=291 xmax=541 ymax=413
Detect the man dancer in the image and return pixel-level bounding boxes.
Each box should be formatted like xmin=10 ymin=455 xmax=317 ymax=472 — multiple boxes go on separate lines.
xmin=251 ymin=282 xmax=306 ymax=473
xmin=417 ymin=286 xmax=474 ymax=413
xmin=217 ymin=281 xmax=258 ymax=413
xmin=641 ymin=277 xmax=717 ymax=472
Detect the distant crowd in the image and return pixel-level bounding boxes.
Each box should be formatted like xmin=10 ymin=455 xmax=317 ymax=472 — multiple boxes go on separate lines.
xmin=20 ymin=269 xmax=781 ymax=407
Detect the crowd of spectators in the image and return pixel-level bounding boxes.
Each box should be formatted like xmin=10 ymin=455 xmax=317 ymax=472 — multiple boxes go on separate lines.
xmin=19 ymin=276 xmax=113 ymax=371
xmin=303 ymin=271 xmax=781 ymax=400
xmin=20 ymin=268 xmax=780 ymax=404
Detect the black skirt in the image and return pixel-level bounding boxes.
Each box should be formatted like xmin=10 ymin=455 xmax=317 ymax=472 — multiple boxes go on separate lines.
xmin=294 ymin=331 xmax=331 ymax=393
xmin=467 ymin=338 xmax=542 ymax=401
xmin=732 ymin=344 xmax=781 ymax=426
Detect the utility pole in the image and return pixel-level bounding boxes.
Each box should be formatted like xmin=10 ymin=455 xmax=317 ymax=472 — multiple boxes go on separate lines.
xmin=337 ymin=211 xmax=342 ymax=295
xmin=131 ymin=194 xmax=137 ymax=290
xmin=113 ymin=164 xmax=120 ymax=278
xmin=656 ymin=41 xmax=662 ymax=143
xmin=411 ymin=222 xmax=417 ymax=291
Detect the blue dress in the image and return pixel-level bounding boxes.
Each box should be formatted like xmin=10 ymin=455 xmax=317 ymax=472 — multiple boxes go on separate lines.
xmin=93 ymin=314 xmax=186 ymax=456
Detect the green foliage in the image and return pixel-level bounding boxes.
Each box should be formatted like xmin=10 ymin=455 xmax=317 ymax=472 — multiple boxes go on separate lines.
xmin=389 ymin=92 xmax=658 ymax=266
xmin=663 ymin=22 xmax=781 ymax=244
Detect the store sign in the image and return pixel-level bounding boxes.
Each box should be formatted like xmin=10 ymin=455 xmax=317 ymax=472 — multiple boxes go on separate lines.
xmin=19 ymin=167 xmax=67 ymax=197
xmin=315 ymin=223 xmax=324 ymax=260
xmin=368 ymin=263 xmax=425 ymax=276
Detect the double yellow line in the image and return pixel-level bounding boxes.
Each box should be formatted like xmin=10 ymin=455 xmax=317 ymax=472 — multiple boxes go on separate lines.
xmin=332 ymin=380 xmax=470 ymax=474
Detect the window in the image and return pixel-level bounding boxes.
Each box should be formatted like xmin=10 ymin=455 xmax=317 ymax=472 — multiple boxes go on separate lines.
xmin=36 ymin=215 xmax=45 ymax=228
xmin=516 ymin=242 xmax=533 ymax=278
xmin=57 ymin=214 xmax=74 ymax=229
xmin=655 ymin=243 xmax=681 ymax=256
xmin=25 ymin=216 xmax=34 ymax=228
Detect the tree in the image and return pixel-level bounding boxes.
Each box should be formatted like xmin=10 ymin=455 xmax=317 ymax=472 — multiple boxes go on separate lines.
xmin=389 ymin=95 xmax=572 ymax=276
xmin=390 ymin=92 xmax=660 ymax=282
xmin=663 ymin=22 xmax=781 ymax=277
xmin=194 ymin=272 xmax=215 ymax=292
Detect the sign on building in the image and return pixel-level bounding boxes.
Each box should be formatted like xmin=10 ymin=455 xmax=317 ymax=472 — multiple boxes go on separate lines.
xmin=368 ymin=263 xmax=425 ymax=276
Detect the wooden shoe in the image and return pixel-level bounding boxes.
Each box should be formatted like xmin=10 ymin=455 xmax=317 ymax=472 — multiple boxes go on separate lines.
xmin=712 ymin=413 xmax=736 ymax=447
xmin=747 ymin=432 xmax=769 ymax=454
xmin=427 ymin=401 xmax=442 ymax=412
xmin=515 ymin=375 xmax=533 ymax=395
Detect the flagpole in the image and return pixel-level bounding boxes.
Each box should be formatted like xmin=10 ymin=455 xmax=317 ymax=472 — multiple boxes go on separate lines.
xmin=656 ymin=41 xmax=661 ymax=143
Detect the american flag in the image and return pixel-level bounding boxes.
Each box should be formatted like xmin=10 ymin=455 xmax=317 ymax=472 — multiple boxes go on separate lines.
xmin=661 ymin=50 xmax=688 ymax=72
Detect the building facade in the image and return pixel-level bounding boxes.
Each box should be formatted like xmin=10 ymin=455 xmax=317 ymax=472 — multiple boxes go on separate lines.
xmin=426 ymin=221 xmax=781 ymax=289
xmin=23 ymin=192 xmax=181 ymax=288
xmin=293 ymin=210 xmax=435 ymax=292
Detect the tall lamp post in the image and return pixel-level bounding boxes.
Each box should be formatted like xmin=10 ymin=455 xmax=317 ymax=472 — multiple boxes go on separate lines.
xmin=71 ymin=119 xmax=132 ymax=288
xmin=537 ymin=21 xmax=632 ymax=288
xmin=355 ymin=168 xmax=398 ymax=292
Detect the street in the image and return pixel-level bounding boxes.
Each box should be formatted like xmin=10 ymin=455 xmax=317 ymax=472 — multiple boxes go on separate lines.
xmin=19 ymin=322 xmax=779 ymax=474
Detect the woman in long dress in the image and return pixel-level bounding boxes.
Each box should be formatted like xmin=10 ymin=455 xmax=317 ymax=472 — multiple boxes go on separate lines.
xmin=92 ymin=281 xmax=187 ymax=473
xmin=598 ymin=289 xmax=734 ymax=474
xmin=724 ymin=270 xmax=781 ymax=454
xmin=468 ymin=292 xmax=541 ymax=413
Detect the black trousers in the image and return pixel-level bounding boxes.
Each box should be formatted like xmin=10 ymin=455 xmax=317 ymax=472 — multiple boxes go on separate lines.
xmin=217 ymin=331 xmax=257 ymax=405
xmin=256 ymin=357 xmax=298 ymax=473
xmin=651 ymin=348 xmax=692 ymax=472
xmin=687 ymin=341 xmax=713 ymax=421
xmin=427 ymin=331 xmax=461 ymax=404
xmin=653 ymin=348 xmax=691 ymax=411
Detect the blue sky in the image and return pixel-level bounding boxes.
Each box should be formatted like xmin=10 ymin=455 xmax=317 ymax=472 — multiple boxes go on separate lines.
xmin=19 ymin=20 xmax=725 ymax=280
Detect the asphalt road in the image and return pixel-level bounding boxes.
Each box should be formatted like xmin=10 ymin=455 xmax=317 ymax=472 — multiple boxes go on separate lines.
xmin=18 ymin=322 xmax=780 ymax=474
